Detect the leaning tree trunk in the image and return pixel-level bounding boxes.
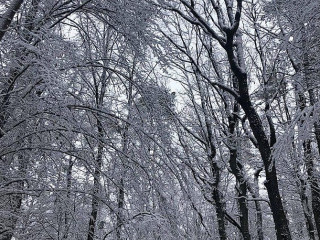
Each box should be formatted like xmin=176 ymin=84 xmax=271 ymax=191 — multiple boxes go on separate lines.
xmin=226 ymin=4 xmax=291 ymax=239
xmin=168 ymin=0 xmax=291 ymax=238
xmin=225 ymin=30 xmax=292 ymax=239
xmin=0 ymin=0 xmax=24 ymax=42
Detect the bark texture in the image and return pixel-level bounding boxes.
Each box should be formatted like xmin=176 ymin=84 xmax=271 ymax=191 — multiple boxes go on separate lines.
xmin=0 ymin=0 xmax=24 ymax=42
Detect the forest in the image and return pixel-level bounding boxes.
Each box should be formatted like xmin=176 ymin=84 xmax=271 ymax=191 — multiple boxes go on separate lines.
xmin=0 ymin=0 xmax=319 ymax=239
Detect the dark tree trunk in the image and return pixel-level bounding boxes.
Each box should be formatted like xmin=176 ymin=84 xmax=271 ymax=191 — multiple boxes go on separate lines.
xmin=225 ymin=34 xmax=292 ymax=239
xmin=212 ymin=172 xmax=227 ymax=240
xmin=0 ymin=0 xmax=40 ymax=138
xmin=170 ymin=2 xmax=291 ymax=237
xmin=228 ymin=102 xmax=251 ymax=240
xmin=87 ymin=120 xmax=103 ymax=240
xmin=116 ymin=178 xmax=124 ymax=240
xmin=252 ymin=169 xmax=264 ymax=240
xmin=304 ymin=140 xmax=320 ymax=239
xmin=0 ymin=0 xmax=24 ymax=42
xmin=237 ymin=182 xmax=250 ymax=240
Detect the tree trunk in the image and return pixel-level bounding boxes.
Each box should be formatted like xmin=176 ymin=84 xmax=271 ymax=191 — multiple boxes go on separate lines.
xmin=195 ymin=70 xmax=227 ymax=239
xmin=302 ymin=33 xmax=320 ymax=237
xmin=304 ymin=140 xmax=320 ymax=239
xmin=0 ymin=154 xmax=27 ymax=240
xmin=211 ymin=170 xmax=227 ymax=240
xmin=0 ymin=0 xmax=24 ymax=42
xmin=225 ymin=34 xmax=292 ymax=239
xmin=63 ymin=158 xmax=74 ymax=240
xmin=298 ymin=178 xmax=316 ymax=240
xmin=289 ymin=83 xmax=317 ymax=239
xmin=0 ymin=2 xmax=41 ymax=238
xmin=116 ymin=178 xmax=124 ymax=240
xmin=253 ymin=169 xmax=264 ymax=240
xmin=87 ymin=119 xmax=103 ymax=240
xmin=116 ymin=76 xmax=134 ymax=240
xmin=228 ymin=103 xmax=251 ymax=240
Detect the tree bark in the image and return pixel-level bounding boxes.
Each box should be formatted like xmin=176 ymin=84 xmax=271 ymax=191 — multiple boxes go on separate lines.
xmin=212 ymin=184 xmax=227 ymax=240
xmin=225 ymin=32 xmax=292 ymax=239
xmin=116 ymin=178 xmax=124 ymax=240
xmin=228 ymin=102 xmax=251 ymax=240
xmin=0 ymin=0 xmax=24 ymax=42
xmin=169 ymin=1 xmax=291 ymax=236
xmin=63 ymin=158 xmax=74 ymax=240
xmin=0 ymin=2 xmax=40 ymax=238
xmin=295 ymin=85 xmax=317 ymax=240
xmin=299 ymin=178 xmax=316 ymax=240
xmin=253 ymin=169 xmax=264 ymax=240
xmin=87 ymin=119 xmax=103 ymax=240
xmin=0 ymin=154 xmax=27 ymax=240
xmin=302 ymin=32 xmax=320 ymax=237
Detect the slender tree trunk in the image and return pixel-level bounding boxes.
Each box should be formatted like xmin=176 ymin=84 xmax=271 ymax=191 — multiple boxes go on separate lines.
xmin=0 ymin=0 xmax=40 ymax=139
xmin=0 ymin=0 xmax=24 ymax=42
xmin=116 ymin=75 xmax=134 ymax=240
xmin=0 ymin=2 xmax=41 ymax=238
xmin=237 ymin=183 xmax=250 ymax=240
xmin=304 ymin=140 xmax=320 ymax=239
xmin=212 ymin=185 xmax=227 ymax=240
xmin=297 ymin=89 xmax=318 ymax=239
xmin=292 ymin=137 xmax=316 ymax=240
xmin=228 ymin=102 xmax=251 ymax=240
xmin=0 ymin=154 xmax=27 ymax=240
xmin=116 ymin=178 xmax=124 ymax=240
xmin=302 ymin=33 xmax=320 ymax=237
xmin=243 ymin=168 xmax=264 ymax=240
xmin=298 ymin=178 xmax=316 ymax=240
xmin=195 ymin=69 xmax=227 ymax=239
xmin=63 ymin=158 xmax=74 ymax=240
xmin=284 ymin=28 xmax=318 ymax=238
xmin=290 ymin=87 xmax=316 ymax=240
xmin=87 ymin=119 xmax=103 ymax=240
xmin=253 ymin=199 xmax=264 ymax=240
xmin=253 ymin=169 xmax=264 ymax=240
